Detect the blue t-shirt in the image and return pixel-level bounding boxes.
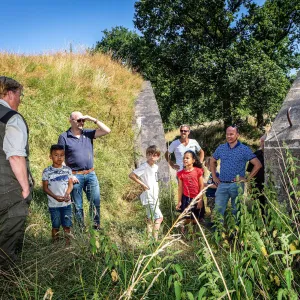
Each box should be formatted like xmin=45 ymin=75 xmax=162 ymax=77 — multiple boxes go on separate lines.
xmin=212 ymin=141 xmax=256 ymax=182
xmin=58 ymin=128 xmax=96 ymax=171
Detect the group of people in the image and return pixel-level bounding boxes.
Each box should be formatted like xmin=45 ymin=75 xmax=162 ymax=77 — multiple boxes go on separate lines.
xmin=132 ymin=124 xmax=263 ymax=240
xmin=0 ymin=76 xmax=264 ymax=267
xmin=0 ymin=76 xmax=110 ymax=266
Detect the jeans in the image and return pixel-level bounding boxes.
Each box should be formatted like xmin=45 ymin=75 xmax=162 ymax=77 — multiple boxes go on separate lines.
xmin=49 ymin=205 xmax=72 ymax=228
xmin=215 ymin=182 xmax=244 ymax=219
xmin=71 ymin=171 xmax=100 ymax=226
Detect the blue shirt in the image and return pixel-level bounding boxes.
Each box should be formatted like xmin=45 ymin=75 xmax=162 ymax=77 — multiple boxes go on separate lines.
xmin=212 ymin=141 xmax=256 ymax=181
xmin=58 ymin=128 xmax=96 ymax=171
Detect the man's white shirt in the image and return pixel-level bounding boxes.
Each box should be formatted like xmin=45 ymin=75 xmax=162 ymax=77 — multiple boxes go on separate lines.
xmin=168 ymin=139 xmax=201 ymax=170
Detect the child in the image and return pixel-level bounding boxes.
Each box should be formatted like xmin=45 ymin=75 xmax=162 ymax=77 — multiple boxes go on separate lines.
xmin=129 ymin=145 xmax=163 ymax=241
xmin=204 ymin=156 xmax=219 ymax=215
xmin=42 ymin=145 xmax=73 ymax=245
xmin=176 ymin=150 xmax=204 ymax=233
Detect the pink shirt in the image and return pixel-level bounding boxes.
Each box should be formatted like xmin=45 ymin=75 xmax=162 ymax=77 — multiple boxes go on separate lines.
xmin=177 ymin=167 xmax=204 ymax=198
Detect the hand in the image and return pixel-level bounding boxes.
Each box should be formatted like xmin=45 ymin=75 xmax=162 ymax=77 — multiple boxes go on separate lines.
xmin=212 ymin=176 xmax=220 ymax=186
xmin=142 ymin=184 xmax=150 ymax=191
xmin=64 ymin=192 xmax=71 ymax=202
xmin=55 ymin=196 xmax=65 ymax=202
xmin=197 ymin=199 xmax=203 ymax=209
xmin=22 ymin=189 xmax=30 ymax=199
xmin=81 ymin=115 xmax=96 ymax=122
xmin=234 ymin=176 xmax=247 ymax=183
xmin=172 ymin=164 xmax=180 ymax=171
xmin=72 ymin=176 xmax=79 ymax=184
xmin=176 ymin=202 xmax=182 ymax=210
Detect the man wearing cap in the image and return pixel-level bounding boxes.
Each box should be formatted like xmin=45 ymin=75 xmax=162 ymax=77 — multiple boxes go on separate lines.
xmin=210 ymin=126 xmax=262 ymax=221
xmin=58 ymin=112 xmax=111 ymax=230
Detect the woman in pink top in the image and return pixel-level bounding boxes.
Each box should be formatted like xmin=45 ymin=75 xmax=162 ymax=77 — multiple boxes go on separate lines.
xmin=176 ymin=150 xmax=205 ymax=232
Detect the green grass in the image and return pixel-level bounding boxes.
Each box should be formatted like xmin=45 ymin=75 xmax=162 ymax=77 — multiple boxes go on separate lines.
xmin=1 ymin=53 xmax=299 ymax=300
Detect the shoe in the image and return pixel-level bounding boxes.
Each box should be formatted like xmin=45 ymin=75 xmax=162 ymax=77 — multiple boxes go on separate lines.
xmin=93 ymin=225 xmax=103 ymax=231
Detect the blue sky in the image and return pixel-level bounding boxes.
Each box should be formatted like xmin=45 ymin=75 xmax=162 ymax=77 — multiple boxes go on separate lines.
xmin=0 ymin=0 xmax=137 ymax=54
xmin=1 ymin=0 xmax=265 ymax=54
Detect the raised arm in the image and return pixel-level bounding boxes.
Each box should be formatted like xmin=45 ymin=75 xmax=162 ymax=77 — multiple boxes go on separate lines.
xmin=82 ymin=115 xmax=111 ymax=138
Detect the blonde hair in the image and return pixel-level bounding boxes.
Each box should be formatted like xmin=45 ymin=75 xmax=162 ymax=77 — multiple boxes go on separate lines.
xmin=0 ymin=76 xmax=22 ymax=98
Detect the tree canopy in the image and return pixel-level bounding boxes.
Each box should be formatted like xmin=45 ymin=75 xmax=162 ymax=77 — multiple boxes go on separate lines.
xmin=94 ymin=0 xmax=300 ymax=128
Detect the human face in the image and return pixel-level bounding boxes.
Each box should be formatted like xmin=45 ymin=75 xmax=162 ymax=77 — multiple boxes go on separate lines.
xmin=226 ymin=126 xmax=239 ymax=145
xmin=50 ymin=150 xmax=65 ymax=168
xmin=146 ymin=153 xmax=160 ymax=165
xmin=183 ymin=152 xmax=195 ymax=168
xmin=180 ymin=126 xmax=190 ymax=139
xmin=7 ymin=89 xmax=23 ymax=110
xmin=70 ymin=112 xmax=84 ymax=130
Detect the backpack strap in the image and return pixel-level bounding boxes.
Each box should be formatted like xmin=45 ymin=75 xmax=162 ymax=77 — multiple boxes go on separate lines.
xmin=0 ymin=110 xmax=19 ymax=124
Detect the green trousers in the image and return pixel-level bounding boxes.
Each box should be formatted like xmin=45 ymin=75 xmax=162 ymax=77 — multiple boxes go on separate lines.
xmin=0 ymin=189 xmax=30 ymax=267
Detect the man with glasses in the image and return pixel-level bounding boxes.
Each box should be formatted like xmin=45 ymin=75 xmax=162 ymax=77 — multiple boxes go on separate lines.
xmin=165 ymin=124 xmax=204 ymax=172
xmin=210 ymin=125 xmax=262 ymax=223
xmin=58 ymin=111 xmax=111 ymax=230
xmin=0 ymin=76 xmax=33 ymax=266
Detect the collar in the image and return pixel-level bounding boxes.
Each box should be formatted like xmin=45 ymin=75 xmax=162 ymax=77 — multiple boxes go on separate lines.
xmin=0 ymin=99 xmax=11 ymax=109
xmin=227 ymin=140 xmax=240 ymax=149
xmin=67 ymin=127 xmax=83 ymax=137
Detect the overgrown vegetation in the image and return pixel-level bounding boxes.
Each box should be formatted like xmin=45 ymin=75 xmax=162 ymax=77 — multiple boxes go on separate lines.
xmin=0 ymin=53 xmax=299 ymax=299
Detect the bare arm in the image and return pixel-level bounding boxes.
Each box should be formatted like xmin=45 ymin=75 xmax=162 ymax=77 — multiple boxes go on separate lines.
xmin=176 ymin=179 xmax=183 ymax=210
xmin=129 ymin=172 xmax=149 ymax=191
xmin=210 ymin=157 xmax=220 ymax=185
xmin=164 ymin=151 xmax=180 ymax=170
xmin=9 ymin=156 xmax=30 ymax=199
xmin=42 ymin=181 xmax=65 ymax=202
xmin=82 ymin=115 xmax=111 ymax=138
xmin=199 ymin=149 xmax=205 ymax=163
xmin=64 ymin=179 xmax=74 ymax=202
xmin=247 ymin=157 xmax=262 ymax=180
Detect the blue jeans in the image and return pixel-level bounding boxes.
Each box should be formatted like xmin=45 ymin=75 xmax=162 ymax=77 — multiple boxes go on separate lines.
xmin=71 ymin=171 xmax=100 ymax=226
xmin=49 ymin=205 xmax=72 ymax=228
xmin=215 ymin=182 xmax=244 ymax=220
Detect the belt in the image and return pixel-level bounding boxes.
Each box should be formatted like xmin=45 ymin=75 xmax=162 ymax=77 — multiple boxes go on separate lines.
xmin=72 ymin=168 xmax=94 ymax=175
xmin=220 ymin=180 xmax=235 ymax=183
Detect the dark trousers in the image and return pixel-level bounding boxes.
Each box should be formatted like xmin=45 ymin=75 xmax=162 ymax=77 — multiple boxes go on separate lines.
xmin=0 ymin=189 xmax=29 ymax=267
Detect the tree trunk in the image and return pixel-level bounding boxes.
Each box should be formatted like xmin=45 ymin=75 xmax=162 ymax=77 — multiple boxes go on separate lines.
xmin=256 ymin=111 xmax=264 ymax=129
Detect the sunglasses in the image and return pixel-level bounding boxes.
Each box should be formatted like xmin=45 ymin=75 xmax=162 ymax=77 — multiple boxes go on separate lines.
xmin=180 ymin=130 xmax=189 ymax=133
xmin=77 ymin=119 xmax=85 ymax=123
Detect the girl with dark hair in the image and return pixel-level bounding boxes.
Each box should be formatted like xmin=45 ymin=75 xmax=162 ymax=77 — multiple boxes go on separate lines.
xmin=176 ymin=150 xmax=205 ymax=233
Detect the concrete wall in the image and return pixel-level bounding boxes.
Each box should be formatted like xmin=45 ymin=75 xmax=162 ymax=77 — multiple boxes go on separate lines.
xmin=133 ymin=81 xmax=170 ymax=183
xmin=265 ymin=71 xmax=300 ymax=202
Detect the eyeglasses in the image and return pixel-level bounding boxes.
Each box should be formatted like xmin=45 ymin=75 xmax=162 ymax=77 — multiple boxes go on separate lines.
xmin=180 ymin=130 xmax=189 ymax=133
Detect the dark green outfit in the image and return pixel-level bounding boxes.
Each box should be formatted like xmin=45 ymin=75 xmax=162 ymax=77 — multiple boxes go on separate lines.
xmin=0 ymin=104 xmax=32 ymax=266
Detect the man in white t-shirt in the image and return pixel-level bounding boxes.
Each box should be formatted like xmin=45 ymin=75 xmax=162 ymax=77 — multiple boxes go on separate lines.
xmin=165 ymin=124 xmax=205 ymax=171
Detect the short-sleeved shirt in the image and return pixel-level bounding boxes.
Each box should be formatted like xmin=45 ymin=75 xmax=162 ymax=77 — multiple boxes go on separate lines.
xmin=212 ymin=141 xmax=256 ymax=182
xmin=58 ymin=128 xmax=96 ymax=171
xmin=42 ymin=165 xmax=72 ymax=208
xmin=133 ymin=162 xmax=159 ymax=206
xmin=168 ymin=139 xmax=201 ymax=171
xmin=0 ymin=100 xmax=27 ymax=159
xmin=177 ymin=167 xmax=204 ymax=198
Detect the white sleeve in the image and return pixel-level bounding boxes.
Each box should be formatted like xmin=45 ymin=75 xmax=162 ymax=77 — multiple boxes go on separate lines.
xmin=133 ymin=163 xmax=146 ymax=177
xmin=3 ymin=114 xmax=27 ymax=159
xmin=194 ymin=140 xmax=201 ymax=151
xmin=168 ymin=140 xmax=176 ymax=153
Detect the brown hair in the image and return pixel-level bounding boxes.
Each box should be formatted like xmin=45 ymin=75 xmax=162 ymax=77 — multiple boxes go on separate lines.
xmin=146 ymin=145 xmax=161 ymax=156
xmin=180 ymin=124 xmax=190 ymax=130
xmin=0 ymin=76 xmax=23 ymax=98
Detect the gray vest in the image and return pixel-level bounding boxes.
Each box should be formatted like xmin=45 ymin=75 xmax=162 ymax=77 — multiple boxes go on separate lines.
xmin=0 ymin=104 xmax=32 ymax=194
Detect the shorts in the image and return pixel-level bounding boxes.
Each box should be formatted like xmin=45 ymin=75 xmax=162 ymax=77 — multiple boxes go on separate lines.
xmin=178 ymin=194 xmax=205 ymax=220
xmin=144 ymin=203 xmax=163 ymax=221
xmin=49 ymin=205 xmax=72 ymax=228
